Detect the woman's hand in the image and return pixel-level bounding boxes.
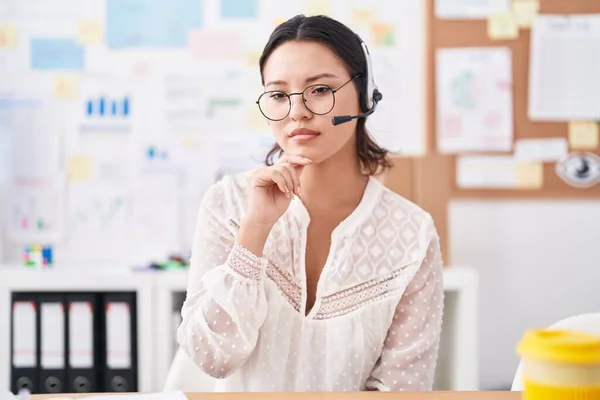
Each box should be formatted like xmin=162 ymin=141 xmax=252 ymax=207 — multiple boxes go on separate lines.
xmin=245 ymin=154 xmax=312 ymax=227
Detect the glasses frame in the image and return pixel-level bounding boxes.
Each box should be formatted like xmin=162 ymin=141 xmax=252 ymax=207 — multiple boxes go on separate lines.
xmin=256 ymin=75 xmax=360 ymax=122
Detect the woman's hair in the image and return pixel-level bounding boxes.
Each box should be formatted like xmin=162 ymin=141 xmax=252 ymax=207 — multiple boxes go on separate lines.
xmin=258 ymin=14 xmax=392 ymax=176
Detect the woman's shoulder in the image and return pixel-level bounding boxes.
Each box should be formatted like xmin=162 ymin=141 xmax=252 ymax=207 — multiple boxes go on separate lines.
xmin=376 ymin=183 xmax=436 ymax=232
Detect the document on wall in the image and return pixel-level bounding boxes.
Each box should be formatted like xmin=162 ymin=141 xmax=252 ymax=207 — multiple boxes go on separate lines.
xmin=435 ymin=0 xmax=509 ymax=19
xmin=436 ymin=47 xmax=513 ymax=153
xmin=456 ymin=156 xmax=543 ymax=189
xmin=7 ymin=176 xmax=67 ymax=243
xmin=529 ymin=15 xmax=600 ymax=121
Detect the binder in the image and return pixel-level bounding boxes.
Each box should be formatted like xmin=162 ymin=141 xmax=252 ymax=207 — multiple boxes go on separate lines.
xmin=10 ymin=293 xmax=38 ymax=394
xmin=66 ymin=294 xmax=98 ymax=393
xmin=102 ymin=293 xmax=137 ymax=392
xmin=38 ymin=294 xmax=66 ymax=394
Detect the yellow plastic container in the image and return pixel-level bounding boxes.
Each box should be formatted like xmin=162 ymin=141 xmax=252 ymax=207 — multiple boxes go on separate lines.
xmin=517 ymin=329 xmax=600 ymax=399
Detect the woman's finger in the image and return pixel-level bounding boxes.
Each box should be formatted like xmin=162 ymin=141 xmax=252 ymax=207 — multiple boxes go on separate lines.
xmin=279 ymin=162 xmax=301 ymax=195
xmin=269 ymin=169 xmax=291 ymax=198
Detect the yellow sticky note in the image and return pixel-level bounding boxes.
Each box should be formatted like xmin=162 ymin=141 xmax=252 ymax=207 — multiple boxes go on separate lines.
xmin=0 ymin=24 xmax=18 ymax=48
xmin=569 ymin=121 xmax=599 ymax=150
xmin=76 ymin=20 xmax=104 ymax=45
xmin=351 ymin=9 xmax=376 ymax=26
xmin=67 ymin=156 xmax=93 ymax=182
xmin=53 ymin=75 xmax=80 ymax=101
xmin=304 ymin=0 xmax=331 ymax=16
xmin=488 ymin=11 xmax=519 ymax=40
xmin=512 ymin=0 xmax=539 ymax=28
xmin=516 ymin=162 xmax=544 ymax=189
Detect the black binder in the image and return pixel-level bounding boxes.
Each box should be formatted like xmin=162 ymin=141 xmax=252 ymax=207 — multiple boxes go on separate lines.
xmin=37 ymin=294 xmax=66 ymax=394
xmin=66 ymin=293 xmax=99 ymax=393
xmin=101 ymin=293 xmax=137 ymax=392
xmin=10 ymin=293 xmax=38 ymax=394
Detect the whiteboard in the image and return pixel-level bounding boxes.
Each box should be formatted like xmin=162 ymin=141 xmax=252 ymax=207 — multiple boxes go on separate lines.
xmin=0 ymin=0 xmax=426 ymax=265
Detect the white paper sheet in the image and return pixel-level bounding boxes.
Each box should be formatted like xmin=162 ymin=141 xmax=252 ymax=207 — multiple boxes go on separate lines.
xmin=529 ymin=15 xmax=600 ymax=121
xmin=514 ymin=138 xmax=568 ymax=162
xmin=435 ymin=0 xmax=509 ymax=19
xmin=436 ymin=47 xmax=513 ymax=153
xmin=456 ymin=156 xmax=517 ymax=188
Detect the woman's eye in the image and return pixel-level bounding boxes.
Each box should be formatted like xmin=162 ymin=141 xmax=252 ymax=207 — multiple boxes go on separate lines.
xmin=269 ymin=92 xmax=286 ymax=100
xmin=312 ymin=86 xmax=331 ymax=94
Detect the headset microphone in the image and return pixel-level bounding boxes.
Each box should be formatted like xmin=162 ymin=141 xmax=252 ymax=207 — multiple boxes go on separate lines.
xmin=331 ymin=39 xmax=382 ymax=127
xmin=331 ymin=94 xmax=381 ymax=126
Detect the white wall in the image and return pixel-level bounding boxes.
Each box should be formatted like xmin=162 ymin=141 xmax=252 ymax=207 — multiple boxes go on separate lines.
xmin=450 ymin=200 xmax=600 ymax=389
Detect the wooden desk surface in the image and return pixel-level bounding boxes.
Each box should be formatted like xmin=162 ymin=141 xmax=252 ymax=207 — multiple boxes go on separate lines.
xmin=30 ymin=392 xmax=521 ymax=400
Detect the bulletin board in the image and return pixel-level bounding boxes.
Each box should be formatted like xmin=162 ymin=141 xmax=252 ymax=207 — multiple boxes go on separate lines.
xmin=427 ymin=0 xmax=600 ymax=199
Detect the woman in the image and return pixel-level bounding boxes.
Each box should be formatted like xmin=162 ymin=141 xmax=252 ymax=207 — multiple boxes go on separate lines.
xmin=177 ymin=14 xmax=444 ymax=392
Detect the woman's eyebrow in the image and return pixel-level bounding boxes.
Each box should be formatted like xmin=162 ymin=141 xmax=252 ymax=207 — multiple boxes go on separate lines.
xmin=265 ymin=73 xmax=340 ymax=88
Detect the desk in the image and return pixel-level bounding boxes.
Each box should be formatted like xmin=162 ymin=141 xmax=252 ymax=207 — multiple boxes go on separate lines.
xmin=30 ymin=393 xmax=518 ymax=400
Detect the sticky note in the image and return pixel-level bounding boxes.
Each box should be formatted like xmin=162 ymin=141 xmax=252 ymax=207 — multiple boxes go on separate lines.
xmin=515 ymin=162 xmax=543 ymax=189
xmin=372 ymin=24 xmax=395 ymax=47
xmin=304 ymin=0 xmax=331 ymax=16
xmin=351 ymin=9 xmax=375 ymax=26
xmin=77 ymin=20 xmax=104 ymax=45
xmin=512 ymin=0 xmax=539 ymax=28
xmin=30 ymin=38 xmax=84 ymax=70
xmin=0 ymin=24 xmax=17 ymax=48
xmin=488 ymin=11 xmax=519 ymax=40
xmin=53 ymin=75 xmax=80 ymax=100
xmin=221 ymin=0 xmax=258 ymax=19
xmin=67 ymin=156 xmax=93 ymax=181
xmin=569 ymin=121 xmax=599 ymax=150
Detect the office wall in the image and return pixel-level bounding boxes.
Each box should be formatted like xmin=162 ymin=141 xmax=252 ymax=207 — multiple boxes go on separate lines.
xmin=450 ymin=200 xmax=600 ymax=389
xmin=0 ymin=0 xmax=427 ymax=266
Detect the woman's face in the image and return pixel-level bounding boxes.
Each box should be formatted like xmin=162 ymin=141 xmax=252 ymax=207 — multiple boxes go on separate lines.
xmin=260 ymin=40 xmax=361 ymax=164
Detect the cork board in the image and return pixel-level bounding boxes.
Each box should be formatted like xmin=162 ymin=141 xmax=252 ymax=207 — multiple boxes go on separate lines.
xmin=427 ymin=0 xmax=600 ymax=199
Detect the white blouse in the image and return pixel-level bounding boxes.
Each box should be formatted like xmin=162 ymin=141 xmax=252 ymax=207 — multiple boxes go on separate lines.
xmin=177 ymin=172 xmax=444 ymax=392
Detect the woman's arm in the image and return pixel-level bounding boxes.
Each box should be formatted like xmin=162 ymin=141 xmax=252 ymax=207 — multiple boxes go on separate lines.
xmin=176 ymin=182 xmax=271 ymax=379
xmin=365 ymin=214 xmax=445 ymax=391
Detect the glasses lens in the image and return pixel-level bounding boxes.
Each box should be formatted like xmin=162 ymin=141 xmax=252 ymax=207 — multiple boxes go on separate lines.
xmin=258 ymin=91 xmax=290 ymax=121
xmin=303 ymin=85 xmax=334 ymax=115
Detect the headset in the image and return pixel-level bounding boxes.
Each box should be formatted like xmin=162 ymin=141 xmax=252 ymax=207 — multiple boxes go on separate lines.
xmin=331 ymin=36 xmax=383 ymax=126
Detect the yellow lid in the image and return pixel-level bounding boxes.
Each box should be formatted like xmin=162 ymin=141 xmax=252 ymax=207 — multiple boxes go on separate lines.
xmin=517 ymin=330 xmax=600 ymax=365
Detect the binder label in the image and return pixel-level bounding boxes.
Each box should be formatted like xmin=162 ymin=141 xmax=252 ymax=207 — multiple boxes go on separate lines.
xmin=106 ymin=302 xmax=131 ymax=369
xmin=41 ymin=302 xmax=65 ymax=369
xmin=69 ymin=302 xmax=94 ymax=368
xmin=12 ymin=301 xmax=37 ymax=367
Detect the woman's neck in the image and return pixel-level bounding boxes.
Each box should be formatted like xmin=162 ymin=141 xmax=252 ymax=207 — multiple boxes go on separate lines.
xmin=299 ymin=149 xmax=369 ymax=212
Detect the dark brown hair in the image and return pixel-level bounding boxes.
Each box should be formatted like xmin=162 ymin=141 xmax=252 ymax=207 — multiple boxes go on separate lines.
xmin=258 ymin=14 xmax=392 ymax=176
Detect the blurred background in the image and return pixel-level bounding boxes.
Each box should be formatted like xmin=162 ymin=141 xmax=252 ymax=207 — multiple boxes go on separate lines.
xmin=1 ymin=0 xmax=599 ymax=395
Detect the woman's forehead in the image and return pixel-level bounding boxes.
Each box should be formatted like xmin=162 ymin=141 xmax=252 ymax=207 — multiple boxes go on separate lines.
xmin=262 ymin=41 xmax=349 ymax=85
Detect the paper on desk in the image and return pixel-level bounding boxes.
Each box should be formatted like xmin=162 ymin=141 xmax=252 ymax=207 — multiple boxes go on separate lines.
xmin=529 ymin=15 xmax=600 ymax=121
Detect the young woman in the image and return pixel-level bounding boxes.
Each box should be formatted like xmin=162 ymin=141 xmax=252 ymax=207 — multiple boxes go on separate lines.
xmin=177 ymin=14 xmax=444 ymax=392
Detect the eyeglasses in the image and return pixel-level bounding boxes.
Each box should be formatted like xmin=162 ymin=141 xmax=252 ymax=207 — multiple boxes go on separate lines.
xmin=256 ymin=75 xmax=359 ymax=121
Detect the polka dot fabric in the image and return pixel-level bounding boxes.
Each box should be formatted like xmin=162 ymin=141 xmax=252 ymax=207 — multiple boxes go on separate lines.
xmin=177 ymin=173 xmax=444 ymax=392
